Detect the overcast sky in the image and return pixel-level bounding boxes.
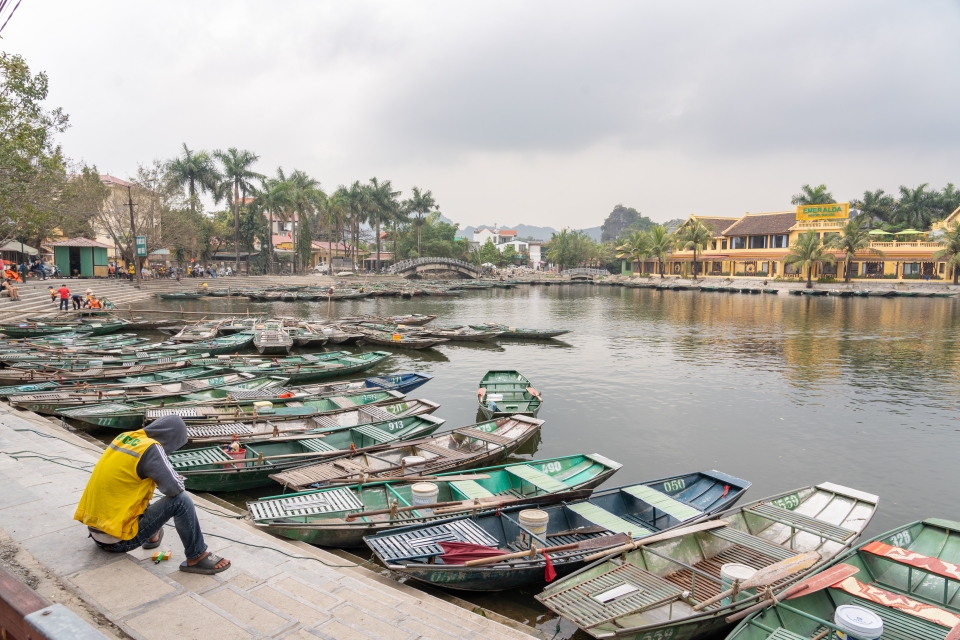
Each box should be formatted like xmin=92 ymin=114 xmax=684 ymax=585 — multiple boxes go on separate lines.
xmin=6 ymin=1 xmax=960 ymax=228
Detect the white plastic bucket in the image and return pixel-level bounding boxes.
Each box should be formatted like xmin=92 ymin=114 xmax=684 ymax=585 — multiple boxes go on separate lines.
xmin=833 ymin=604 xmax=883 ymax=639
xmin=719 ymin=563 xmax=757 ymax=606
xmin=518 ymin=509 xmax=549 ymax=548
xmin=401 ymin=456 xmax=426 ymax=473
xmin=411 ymin=482 xmax=440 ymax=515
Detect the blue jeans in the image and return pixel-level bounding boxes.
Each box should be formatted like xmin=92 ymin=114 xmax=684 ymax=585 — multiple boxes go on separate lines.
xmin=59 ymin=298 xmax=69 ymax=310
xmin=95 ymin=492 xmax=207 ymax=560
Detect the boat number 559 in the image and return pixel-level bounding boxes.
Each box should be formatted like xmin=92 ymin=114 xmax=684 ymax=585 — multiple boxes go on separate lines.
xmin=640 ymin=629 xmax=674 ymax=640
xmin=772 ymin=494 xmax=800 ymax=510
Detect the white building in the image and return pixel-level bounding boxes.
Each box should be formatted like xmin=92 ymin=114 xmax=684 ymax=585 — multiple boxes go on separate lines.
xmin=472 ymin=226 xmax=518 ymax=245
xmin=529 ymin=241 xmax=542 ymax=268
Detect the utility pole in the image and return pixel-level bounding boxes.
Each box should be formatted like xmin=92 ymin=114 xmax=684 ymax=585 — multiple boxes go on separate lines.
xmin=127 ymin=186 xmax=141 ymax=289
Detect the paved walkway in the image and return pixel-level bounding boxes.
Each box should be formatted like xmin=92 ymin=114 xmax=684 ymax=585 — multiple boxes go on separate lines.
xmin=0 ymin=404 xmax=537 ymax=640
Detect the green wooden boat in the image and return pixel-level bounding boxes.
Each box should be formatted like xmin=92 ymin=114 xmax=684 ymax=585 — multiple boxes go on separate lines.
xmin=727 ymin=517 xmax=960 ymax=640
xmin=232 ymin=351 xmax=392 ymax=384
xmin=253 ymin=321 xmax=293 ymax=355
xmin=477 ymin=370 xmax=542 ymax=418
xmin=536 ymin=482 xmax=879 ymax=640
xmin=169 ymin=414 xmax=446 ymax=492
xmin=157 ymin=332 xmax=254 ymax=355
xmin=0 ymin=360 xmax=191 ymax=385
xmin=155 ymin=291 xmax=208 ymax=300
xmin=356 ymin=327 xmax=449 ymax=349
xmin=0 ymin=365 xmax=237 ymax=397
xmin=268 ymin=415 xmax=545 ymax=491
xmin=0 ymin=323 xmax=79 ymax=339
xmin=58 ymin=386 xmax=406 ymax=430
xmin=252 ymin=453 xmax=623 ymax=548
xmin=183 ymin=398 xmax=440 ymax=444
xmin=24 ymin=333 xmax=150 ymax=349
xmin=470 ymin=323 xmax=570 ymax=339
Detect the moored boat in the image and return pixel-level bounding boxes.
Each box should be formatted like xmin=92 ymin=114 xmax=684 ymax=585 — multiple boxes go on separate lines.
xmin=365 ymin=469 xmax=751 ymax=591
xmin=469 ymin=323 xmax=570 ymax=339
xmin=253 ymin=321 xmax=293 ymax=354
xmin=477 ymin=370 xmax=542 ymax=418
xmin=171 ymin=320 xmax=224 ymax=342
xmin=232 ymin=351 xmax=391 ymax=384
xmin=356 ymin=327 xmax=449 ymax=349
xmin=155 ymin=291 xmax=208 ymax=300
xmin=252 ymin=453 xmax=624 ymax=547
xmin=422 ymin=328 xmax=501 ymax=342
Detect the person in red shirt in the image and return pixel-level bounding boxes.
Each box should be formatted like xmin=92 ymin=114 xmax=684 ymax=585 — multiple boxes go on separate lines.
xmin=57 ymin=284 xmax=70 ymax=311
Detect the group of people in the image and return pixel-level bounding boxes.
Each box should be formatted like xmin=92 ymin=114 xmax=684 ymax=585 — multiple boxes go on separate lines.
xmin=52 ymin=284 xmax=105 ymax=311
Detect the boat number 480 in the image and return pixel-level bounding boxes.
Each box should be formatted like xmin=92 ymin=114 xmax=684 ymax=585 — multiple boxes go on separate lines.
xmin=540 ymin=461 xmax=562 ymax=473
xmin=640 ymin=629 xmax=674 ymax=640
xmin=662 ymin=479 xmax=685 ymax=493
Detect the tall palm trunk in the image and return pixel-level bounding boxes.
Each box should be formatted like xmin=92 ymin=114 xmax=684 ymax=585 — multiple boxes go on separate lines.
xmin=326 ymin=218 xmax=333 ymax=274
xmin=417 ymin=214 xmax=422 ymax=257
xmin=268 ymin=209 xmax=274 ymax=274
xmin=807 ymin=265 xmax=813 ymax=288
xmin=844 ymin=256 xmax=852 ymax=283
xmin=233 ymin=181 xmax=240 ymax=274
xmin=375 ymin=218 xmax=381 ymax=272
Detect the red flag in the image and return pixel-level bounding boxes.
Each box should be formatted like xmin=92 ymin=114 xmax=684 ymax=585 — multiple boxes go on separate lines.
xmin=438 ymin=542 xmax=503 ymax=565
xmin=721 ymin=485 xmax=730 ymax=498
xmin=544 ymin=552 xmax=557 ymax=582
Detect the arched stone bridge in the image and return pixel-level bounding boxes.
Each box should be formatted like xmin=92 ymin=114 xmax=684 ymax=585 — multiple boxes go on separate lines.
xmin=561 ymin=267 xmax=610 ymax=281
xmin=388 ymin=257 xmax=482 ymax=279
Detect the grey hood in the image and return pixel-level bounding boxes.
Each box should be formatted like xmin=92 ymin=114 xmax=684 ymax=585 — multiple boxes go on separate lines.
xmin=143 ymin=414 xmax=188 ymax=453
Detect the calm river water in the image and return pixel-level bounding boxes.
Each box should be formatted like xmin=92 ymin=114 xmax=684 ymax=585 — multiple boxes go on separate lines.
xmin=146 ymin=284 xmax=960 ymax=637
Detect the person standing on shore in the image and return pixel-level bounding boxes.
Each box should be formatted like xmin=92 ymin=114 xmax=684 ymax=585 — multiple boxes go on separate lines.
xmin=57 ymin=283 xmax=70 ymax=311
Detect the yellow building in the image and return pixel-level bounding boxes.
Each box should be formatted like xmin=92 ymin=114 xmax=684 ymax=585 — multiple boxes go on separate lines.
xmin=656 ymin=205 xmax=960 ymax=281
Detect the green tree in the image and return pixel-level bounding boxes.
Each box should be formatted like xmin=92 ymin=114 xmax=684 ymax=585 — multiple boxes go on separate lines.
xmin=478 ymin=238 xmax=499 ymax=265
xmin=896 ymin=184 xmax=937 ymax=229
xmin=616 ymin=230 xmax=650 ymax=273
xmin=933 ymin=224 xmax=960 ymax=284
xmin=791 ymin=184 xmax=835 ymax=205
xmin=164 ymin=144 xmax=220 ymax=215
xmin=287 ymin=169 xmax=325 ymax=273
xmin=404 ymin=187 xmax=437 ymax=258
xmin=826 ymin=218 xmax=884 ymax=283
xmin=674 ymin=219 xmax=714 ymax=279
xmin=646 ymin=225 xmax=673 ymax=278
xmin=784 ymin=230 xmax=835 ymax=288
xmin=345 ymin=181 xmax=369 ymax=270
xmin=501 ymin=244 xmax=517 ymax=265
xmin=214 ymin=148 xmax=262 ymax=273
xmin=367 ymin=177 xmax=401 ymax=272
xmin=321 ymin=187 xmax=350 ymax=270
xmin=251 ymin=169 xmax=292 ymax=274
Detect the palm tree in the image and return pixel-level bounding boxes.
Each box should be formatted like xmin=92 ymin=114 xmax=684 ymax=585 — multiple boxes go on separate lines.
xmin=214 ymin=148 xmax=263 ymax=273
xmin=851 ymin=188 xmax=895 ymax=225
xmin=784 ymin=230 xmax=835 ymax=288
xmin=404 ymin=187 xmax=437 ymax=258
xmin=826 ymin=218 xmax=885 ymax=283
xmin=287 ymin=170 xmax=325 ymax=274
xmin=616 ymin=230 xmax=649 ymax=274
xmin=323 ymin=187 xmax=350 ymax=272
xmin=675 ymin=219 xmax=714 ymax=280
xmin=165 ymin=143 xmax=220 ymax=214
xmin=345 ymin=181 xmax=369 ymax=271
xmin=933 ymin=224 xmax=960 ymax=284
xmin=647 ymin=225 xmax=673 ymax=278
xmin=896 ymin=184 xmax=936 ymax=229
xmin=367 ymin=177 xmax=401 ymax=272
xmin=791 ymin=184 xmax=835 ymax=205
xmin=252 ymin=170 xmax=292 ymax=274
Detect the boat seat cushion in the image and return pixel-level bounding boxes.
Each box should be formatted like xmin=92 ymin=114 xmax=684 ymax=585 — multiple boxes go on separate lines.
xmin=621 ymin=485 xmax=701 ymax=522
xmin=567 ymin=502 xmax=651 ymax=537
xmin=505 ymin=464 xmax=567 ymax=493
xmin=833 ymin=576 xmax=960 ymax=629
xmin=449 ymin=480 xmax=495 ymax=500
xmin=863 ymin=541 xmax=960 ymax=581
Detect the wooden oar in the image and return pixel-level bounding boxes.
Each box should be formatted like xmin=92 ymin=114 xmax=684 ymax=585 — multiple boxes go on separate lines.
xmin=464 ymin=533 xmax=632 ymax=567
xmin=725 ymin=563 xmax=859 ymax=623
xmin=582 ymin=520 xmax=730 ymax=563
xmin=693 ymin=550 xmax=822 ymax=612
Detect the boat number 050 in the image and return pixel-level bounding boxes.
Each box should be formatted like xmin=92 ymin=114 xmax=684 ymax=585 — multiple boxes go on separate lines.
xmin=640 ymin=629 xmax=674 ymax=640
xmin=386 ymin=421 xmax=405 ymax=431
xmin=772 ymin=494 xmax=800 ymax=510
xmin=540 ymin=461 xmax=562 ymax=473
xmin=663 ymin=479 xmax=685 ymax=493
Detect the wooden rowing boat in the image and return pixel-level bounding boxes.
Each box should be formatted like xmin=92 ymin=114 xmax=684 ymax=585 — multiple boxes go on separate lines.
xmin=422 ymin=328 xmax=501 ymax=342
xmin=477 ymin=370 xmax=542 ymax=418
xmin=232 ymin=351 xmax=391 ymax=384
xmin=727 ymin=517 xmax=960 ymax=640
xmin=171 ymin=320 xmax=224 ymax=342
xmin=169 ymin=414 xmax=446 ymax=492
xmin=355 ymin=327 xmax=448 ymax=349
xmin=0 ymin=360 xmax=190 ymax=385
xmin=536 ymin=482 xmax=879 ymax=640
xmin=470 ymin=323 xmax=570 ymax=339
xmin=250 ymin=453 xmax=624 ymax=547
xmin=365 ymin=469 xmax=751 ymax=591
xmin=254 ymin=321 xmax=293 ymax=355
xmin=155 ymin=291 xmax=208 ymax=299
xmin=269 ymin=414 xmax=544 ymax=491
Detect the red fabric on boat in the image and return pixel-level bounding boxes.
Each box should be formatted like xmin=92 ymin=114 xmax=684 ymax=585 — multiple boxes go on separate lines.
xmin=544 ymin=552 xmax=556 ymax=582
xmin=863 ymin=541 xmax=960 ymax=581
xmin=720 ymin=485 xmax=730 ymax=498
xmin=438 ymin=542 xmax=503 ymax=565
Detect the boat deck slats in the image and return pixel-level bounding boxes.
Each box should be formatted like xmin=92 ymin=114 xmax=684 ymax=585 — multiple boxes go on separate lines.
xmin=351 ymin=424 xmax=395 ymax=444
xmin=12 ymin=393 xmax=70 ymax=401
xmin=708 ymin=528 xmax=796 ymax=561
xmin=146 ymin=408 xmax=202 ymax=418
xmin=765 ymin=629 xmax=809 ymax=640
xmin=311 ymin=415 xmax=345 ymax=429
xmin=367 ymin=518 xmax=499 ymax=562
xmin=663 ymin=546 xmax=792 ymax=602
xmin=301 ymin=354 xmax=319 ymax=362
xmin=845 ymin=599 xmax=948 ymax=640
xmin=622 ymin=485 xmax=702 ymax=522
xmin=272 ymin=458 xmax=366 ymax=487
xmin=747 ymin=503 xmax=857 ymax=542
xmin=248 ymin=488 xmax=363 ymax=521
xmin=228 ymin=387 xmax=292 ymax=400
xmin=538 ymin=562 xmax=684 ymax=628
xmin=362 ymin=406 xmax=398 ymax=422
xmin=567 ymin=502 xmax=651 ymax=537
xmin=63 ymin=403 xmax=137 ymax=415
xmin=416 ymin=443 xmax=471 ymax=460
xmin=168 ymin=447 xmax=231 ymax=469
xmin=453 ymin=427 xmax=514 ymax=446
xmin=450 ymin=480 xmax=495 ymax=499
xmin=330 ymin=396 xmax=354 ymax=409
xmin=185 ymin=423 xmax=255 ymax=438
xmin=505 ymin=464 xmax=568 ymax=493
xmin=299 ymin=438 xmax=337 ymax=453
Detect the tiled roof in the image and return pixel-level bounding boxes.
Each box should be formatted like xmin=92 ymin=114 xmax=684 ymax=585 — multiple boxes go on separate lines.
xmin=311 ymin=241 xmax=352 ymax=251
xmin=723 ymin=212 xmax=797 ymax=236
xmin=498 ymin=229 xmax=517 ymax=236
xmin=99 ymin=174 xmax=134 ymax=188
xmin=48 ymin=237 xmax=112 ymax=248
xmin=691 ymin=217 xmax=740 ymax=235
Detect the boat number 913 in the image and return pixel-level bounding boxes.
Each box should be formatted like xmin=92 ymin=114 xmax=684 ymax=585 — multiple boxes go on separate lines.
xmin=386 ymin=421 xmax=405 ymax=431
xmin=540 ymin=462 xmax=562 ymax=474
xmin=772 ymin=494 xmax=800 ymax=510
xmin=640 ymin=629 xmax=674 ymax=640
xmin=662 ymin=479 xmax=685 ymax=493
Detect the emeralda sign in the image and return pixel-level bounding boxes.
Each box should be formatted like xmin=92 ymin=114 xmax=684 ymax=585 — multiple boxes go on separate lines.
xmin=796 ymin=202 xmax=849 ymax=221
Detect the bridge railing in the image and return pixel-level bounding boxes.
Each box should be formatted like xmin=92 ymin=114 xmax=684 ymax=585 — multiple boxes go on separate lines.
xmin=387 ymin=257 xmax=481 ymax=275
xmin=560 ymin=267 xmax=610 ymax=276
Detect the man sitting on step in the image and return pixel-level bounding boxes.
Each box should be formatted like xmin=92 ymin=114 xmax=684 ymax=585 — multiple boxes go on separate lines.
xmin=74 ymin=415 xmax=231 ymax=575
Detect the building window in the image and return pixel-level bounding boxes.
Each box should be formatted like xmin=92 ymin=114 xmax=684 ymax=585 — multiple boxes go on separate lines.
xmin=711 ymin=241 xmax=717 ymax=250
xmin=712 ymin=261 xmax=722 ymax=274
xmin=731 ymin=237 xmax=746 ymax=250
xmin=721 ymin=240 xmax=728 ymax=250
xmin=903 ymin=262 xmax=920 ymax=276
xmin=748 ymin=236 xmax=766 ymax=249
xmin=771 ymin=235 xmax=788 ymax=248
xmin=821 ymin=262 xmax=838 ymax=275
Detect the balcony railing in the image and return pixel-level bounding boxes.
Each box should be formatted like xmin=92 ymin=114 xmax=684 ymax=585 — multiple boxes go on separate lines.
xmin=794 ymin=220 xmax=845 ymax=229
xmin=868 ymin=241 xmax=944 ymax=249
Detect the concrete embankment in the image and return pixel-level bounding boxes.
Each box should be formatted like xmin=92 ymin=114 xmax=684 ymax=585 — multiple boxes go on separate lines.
xmin=0 ymin=403 xmax=537 ymax=639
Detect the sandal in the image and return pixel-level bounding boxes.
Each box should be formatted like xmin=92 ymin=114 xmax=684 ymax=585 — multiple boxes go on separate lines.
xmin=142 ymin=528 xmax=164 ymax=550
xmin=179 ymin=552 xmax=231 ymax=575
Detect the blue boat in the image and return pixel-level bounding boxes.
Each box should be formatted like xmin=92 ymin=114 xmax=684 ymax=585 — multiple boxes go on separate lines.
xmin=365 ymin=372 xmax=433 ymax=394
xmin=364 ymin=469 xmax=751 ymax=592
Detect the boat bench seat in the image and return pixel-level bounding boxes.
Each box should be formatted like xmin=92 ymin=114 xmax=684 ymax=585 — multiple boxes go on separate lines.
xmin=506 ymin=464 xmax=568 ymax=493
xmin=746 ymin=503 xmax=858 ymax=543
xmin=299 ymin=438 xmax=338 ymax=453
xmin=862 ymin=541 xmax=960 ymax=581
xmin=362 ymin=405 xmax=400 ymax=422
xmin=351 ymin=424 xmax=394 ymax=444
xmin=842 ymin=599 xmax=950 ymax=640
xmin=708 ymin=527 xmax=796 ymax=561
xmin=567 ymin=503 xmax=651 ymax=537
xmin=248 ymin=488 xmax=364 ymax=521
xmin=168 ymin=446 xmax=231 ymax=470
xmin=622 ymin=485 xmax=702 ymax=522
xmin=185 ymin=422 xmax=255 ymax=438
xmin=366 ymin=518 xmax=499 ymax=563
xmin=450 ymin=480 xmax=495 ymax=500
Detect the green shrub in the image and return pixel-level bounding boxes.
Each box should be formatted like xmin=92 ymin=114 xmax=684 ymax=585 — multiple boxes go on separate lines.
xmin=734 ymin=272 xmax=745 ymax=276
xmin=817 ymin=275 xmax=837 ymax=283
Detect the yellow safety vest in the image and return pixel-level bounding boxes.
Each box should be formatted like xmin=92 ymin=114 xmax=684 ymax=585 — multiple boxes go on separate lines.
xmin=74 ymin=429 xmax=158 ymax=540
